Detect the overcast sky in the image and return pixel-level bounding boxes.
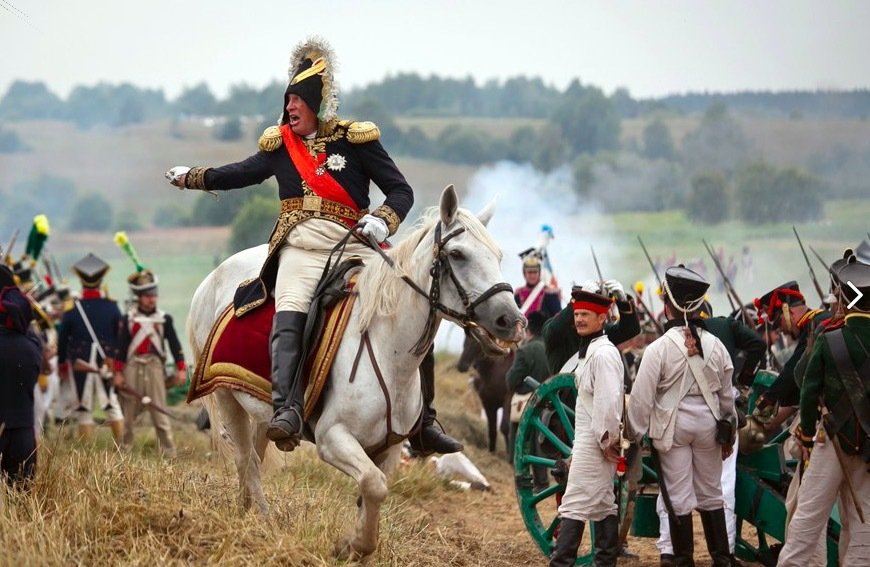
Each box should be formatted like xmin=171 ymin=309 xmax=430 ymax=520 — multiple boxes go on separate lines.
xmin=1 ymin=0 xmax=868 ymax=101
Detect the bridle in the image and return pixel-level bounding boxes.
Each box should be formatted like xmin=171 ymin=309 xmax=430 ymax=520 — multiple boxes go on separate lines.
xmin=361 ymin=221 xmax=513 ymax=355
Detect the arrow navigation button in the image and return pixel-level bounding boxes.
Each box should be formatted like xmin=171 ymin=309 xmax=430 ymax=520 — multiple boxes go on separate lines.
xmin=847 ymin=281 xmax=864 ymax=309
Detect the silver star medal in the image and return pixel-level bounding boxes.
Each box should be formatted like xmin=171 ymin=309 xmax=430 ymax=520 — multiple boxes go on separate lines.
xmin=325 ymin=154 xmax=347 ymax=172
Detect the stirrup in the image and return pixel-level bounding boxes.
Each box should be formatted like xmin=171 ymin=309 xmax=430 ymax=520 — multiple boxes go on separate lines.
xmin=266 ymin=406 xmax=303 ymax=449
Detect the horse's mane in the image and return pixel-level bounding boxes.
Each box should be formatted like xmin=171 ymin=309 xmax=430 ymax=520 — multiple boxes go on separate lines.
xmin=355 ymin=207 xmax=502 ymax=331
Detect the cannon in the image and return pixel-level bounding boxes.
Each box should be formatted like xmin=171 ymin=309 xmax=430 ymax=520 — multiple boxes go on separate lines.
xmin=513 ymin=371 xmax=841 ymax=565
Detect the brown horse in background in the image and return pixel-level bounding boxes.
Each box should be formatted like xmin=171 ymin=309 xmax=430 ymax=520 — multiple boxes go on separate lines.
xmin=457 ymin=332 xmax=513 ymax=460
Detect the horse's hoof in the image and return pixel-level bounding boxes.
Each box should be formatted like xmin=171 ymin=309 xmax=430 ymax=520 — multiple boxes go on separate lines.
xmin=333 ymin=537 xmax=373 ymax=562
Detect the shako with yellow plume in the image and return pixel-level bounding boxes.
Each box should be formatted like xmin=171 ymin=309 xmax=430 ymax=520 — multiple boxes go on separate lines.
xmin=114 ymin=231 xmax=158 ymax=295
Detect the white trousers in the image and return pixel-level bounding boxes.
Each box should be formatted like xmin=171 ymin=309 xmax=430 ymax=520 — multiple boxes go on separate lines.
xmin=274 ymin=219 xmax=373 ymax=313
xmin=558 ymin=403 xmax=618 ymax=522
xmin=657 ymin=432 xmax=737 ymax=554
xmin=658 ymin=395 xmax=724 ymax=516
xmin=75 ymin=372 xmax=123 ymax=425
xmin=778 ymin=439 xmax=870 ymax=567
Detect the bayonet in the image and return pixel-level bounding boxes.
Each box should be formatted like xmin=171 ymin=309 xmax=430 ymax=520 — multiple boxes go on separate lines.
xmin=702 ymin=239 xmax=749 ymax=324
xmin=792 ymin=226 xmax=826 ymax=304
xmin=637 ymin=236 xmax=662 ymax=289
xmin=4 ymin=228 xmax=20 ymax=264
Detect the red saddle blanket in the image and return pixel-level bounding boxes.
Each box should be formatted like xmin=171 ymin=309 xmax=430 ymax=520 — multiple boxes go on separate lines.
xmin=188 ymin=281 xmax=358 ymax=421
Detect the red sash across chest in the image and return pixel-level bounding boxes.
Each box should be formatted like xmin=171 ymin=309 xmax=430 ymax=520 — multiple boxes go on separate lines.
xmin=280 ymin=124 xmax=358 ymax=211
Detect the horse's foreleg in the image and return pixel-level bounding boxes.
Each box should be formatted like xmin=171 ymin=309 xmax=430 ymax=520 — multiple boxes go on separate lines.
xmin=485 ymin=405 xmax=498 ymax=453
xmin=318 ymin=424 xmax=388 ymax=560
xmin=501 ymin=400 xmax=512 ymax=461
xmin=215 ymin=389 xmax=268 ymax=516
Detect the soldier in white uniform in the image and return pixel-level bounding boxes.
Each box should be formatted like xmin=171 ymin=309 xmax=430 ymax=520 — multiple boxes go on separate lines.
xmin=550 ymin=289 xmax=624 ymax=567
xmin=628 ymin=266 xmax=736 ymax=567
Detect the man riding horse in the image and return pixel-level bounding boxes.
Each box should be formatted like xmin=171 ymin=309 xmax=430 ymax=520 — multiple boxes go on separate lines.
xmin=167 ymin=37 xmax=461 ymax=455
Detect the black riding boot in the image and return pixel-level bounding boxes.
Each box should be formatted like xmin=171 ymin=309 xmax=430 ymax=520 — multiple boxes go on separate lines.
xmin=668 ymin=513 xmax=695 ymax=567
xmin=699 ymin=508 xmax=731 ymax=567
xmin=266 ymin=311 xmax=308 ymax=452
xmin=408 ymin=346 xmax=464 ymax=455
xmin=549 ymin=517 xmax=585 ymax=567
xmin=592 ymin=514 xmax=619 ymax=567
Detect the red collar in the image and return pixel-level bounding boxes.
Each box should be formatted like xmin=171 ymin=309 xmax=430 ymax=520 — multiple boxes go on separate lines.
xmin=81 ymin=289 xmax=104 ymax=299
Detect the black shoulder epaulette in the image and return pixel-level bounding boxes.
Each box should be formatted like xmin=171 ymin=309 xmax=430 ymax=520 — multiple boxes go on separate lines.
xmin=258 ymin=125 xmax=283 ymax=152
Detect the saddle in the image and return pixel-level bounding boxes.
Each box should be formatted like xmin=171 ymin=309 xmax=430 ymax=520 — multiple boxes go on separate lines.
xmin=188 ymin=257 xmax=363 ymax=422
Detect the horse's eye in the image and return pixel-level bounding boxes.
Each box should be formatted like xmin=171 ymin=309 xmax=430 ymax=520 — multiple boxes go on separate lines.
xmin=449 ymin=249 xmax=465 ymax=261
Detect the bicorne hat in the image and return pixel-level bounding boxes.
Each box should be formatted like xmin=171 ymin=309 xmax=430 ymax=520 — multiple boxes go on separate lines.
xmin=71 ymin=253 xmax=110 ymax=289
xmin=281 ymin=37 xmax=338 ymax=124
xmin=663 ymin=265 xmax=709 ymax=313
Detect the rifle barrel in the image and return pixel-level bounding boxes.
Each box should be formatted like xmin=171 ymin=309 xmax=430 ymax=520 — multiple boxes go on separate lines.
xmin=637 ymin=236 xmax=662 ymax=288
xmin=701 ymin=239 xmax=749 ymax=323
xmin=792 ymin=226 xmax=826 ymax=303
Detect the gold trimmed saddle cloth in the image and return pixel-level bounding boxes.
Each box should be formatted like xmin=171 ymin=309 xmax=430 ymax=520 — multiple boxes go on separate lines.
xmin=188 ymin=276 xmax=359 ymax=421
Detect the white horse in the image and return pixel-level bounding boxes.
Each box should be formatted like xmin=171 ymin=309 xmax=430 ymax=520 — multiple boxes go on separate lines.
xmin=187 ymin=186 xmax=524 ymax=559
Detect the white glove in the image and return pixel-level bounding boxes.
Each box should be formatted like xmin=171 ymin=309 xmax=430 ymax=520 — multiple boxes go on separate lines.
xmin=604 ymin=279 xmax=627 ymax=302
xmin=357 ymin=214 xmax=389 ymax=243
xmin=165 ymin=166 xmax=191 ymax=188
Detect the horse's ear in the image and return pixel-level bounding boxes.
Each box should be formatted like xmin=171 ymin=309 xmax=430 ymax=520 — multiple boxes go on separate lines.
xmin=477 ymin=198 xmax=497 ymax=227
xmin=440 ymin=184 xmax=458 ymax=226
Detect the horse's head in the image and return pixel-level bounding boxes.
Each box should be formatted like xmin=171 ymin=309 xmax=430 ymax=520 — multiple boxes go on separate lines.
xmin=428 ymin=185 xmax=525 ymax=356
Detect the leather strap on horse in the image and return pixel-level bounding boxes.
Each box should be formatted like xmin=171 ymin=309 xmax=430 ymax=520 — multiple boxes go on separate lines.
xmin=359 ymin=222 xmax=513 ymax=356
xmin=348 ymin=330 xmax=421 ymax=457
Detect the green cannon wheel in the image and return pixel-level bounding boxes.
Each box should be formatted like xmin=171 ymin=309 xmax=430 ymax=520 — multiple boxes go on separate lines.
xmin=513 ymin=374 xmax=629 ymax=565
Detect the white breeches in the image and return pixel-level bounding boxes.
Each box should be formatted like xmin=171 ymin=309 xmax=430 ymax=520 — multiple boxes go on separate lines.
xmin=274 ymin=219 xmax=374 ymax=313
xmin=75 ymin=372 xmax=123 ymax=425
xmin=657 ymin=395 xmax=724 ymax=517
xmin=778 ymin=439 xmax=870 ymax=567
xmin=657 ymin=430 xmax=737 ymax=554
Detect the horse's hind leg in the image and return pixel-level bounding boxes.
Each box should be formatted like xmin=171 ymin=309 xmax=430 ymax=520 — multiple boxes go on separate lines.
xmin=215 ymin=389 xmax=268 ymax=516
xmin=318 ymin=424 xmax=388 ymax=561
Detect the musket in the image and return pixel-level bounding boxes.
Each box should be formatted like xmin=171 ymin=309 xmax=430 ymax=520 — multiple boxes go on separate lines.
xmin=590 ymin=245 xmax=605 ymax=289
xmin=702 ymin=239 xmax=749 ymax=324
xmin=632 ymin=284 xmax=664 ymax=335
xmin=792 ymin=226 xmax=826 ymax=304
xmin=74 ymin=358 xmax=177 ymax=420
xmin=590 ymin=245 xmax=615 ymax=322
xmin=809 ymin=245 xmax=830 ymax=276
xmin=4 ymin=228 xmax=20 ymax=264
xmin=637 ymin=236 xmax=662 ymax=290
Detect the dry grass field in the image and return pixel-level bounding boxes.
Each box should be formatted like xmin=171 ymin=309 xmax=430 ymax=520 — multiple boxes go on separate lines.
xmin=0 ymin=357 xmax=740 ymax=566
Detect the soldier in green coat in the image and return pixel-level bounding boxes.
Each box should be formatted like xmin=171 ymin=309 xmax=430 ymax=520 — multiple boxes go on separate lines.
xmin=778 ymin=258 xmax=870 ymax=566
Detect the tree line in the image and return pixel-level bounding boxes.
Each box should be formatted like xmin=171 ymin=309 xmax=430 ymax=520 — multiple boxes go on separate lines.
xmin=2 ymin=76 xmax=869 ymax=128
xmin=1 ymin=75 xmax=868 ymax=233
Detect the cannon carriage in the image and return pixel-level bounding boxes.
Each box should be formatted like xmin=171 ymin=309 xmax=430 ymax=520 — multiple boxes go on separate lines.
xmin=513 ymin=372 xmax=841 ymax=566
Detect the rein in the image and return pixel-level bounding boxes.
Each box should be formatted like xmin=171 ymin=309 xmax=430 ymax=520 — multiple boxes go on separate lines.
xmin=358 ymin=222 xmax=512 ymax=356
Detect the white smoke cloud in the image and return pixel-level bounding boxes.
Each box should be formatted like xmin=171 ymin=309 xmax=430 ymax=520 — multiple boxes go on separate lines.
xmin=435 ymin=160 xmax=625 ymax=352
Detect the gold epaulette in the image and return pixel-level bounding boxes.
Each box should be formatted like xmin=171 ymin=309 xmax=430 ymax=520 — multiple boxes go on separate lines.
xmin=345 ymin=121 xmax=380 ymax=144
xmin=258 ymin=125 xmax=283 ymax=152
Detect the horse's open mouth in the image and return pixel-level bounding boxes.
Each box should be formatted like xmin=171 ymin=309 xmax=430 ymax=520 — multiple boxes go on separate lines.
xmin=469 ymin=325 xmax=518 ymax=356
